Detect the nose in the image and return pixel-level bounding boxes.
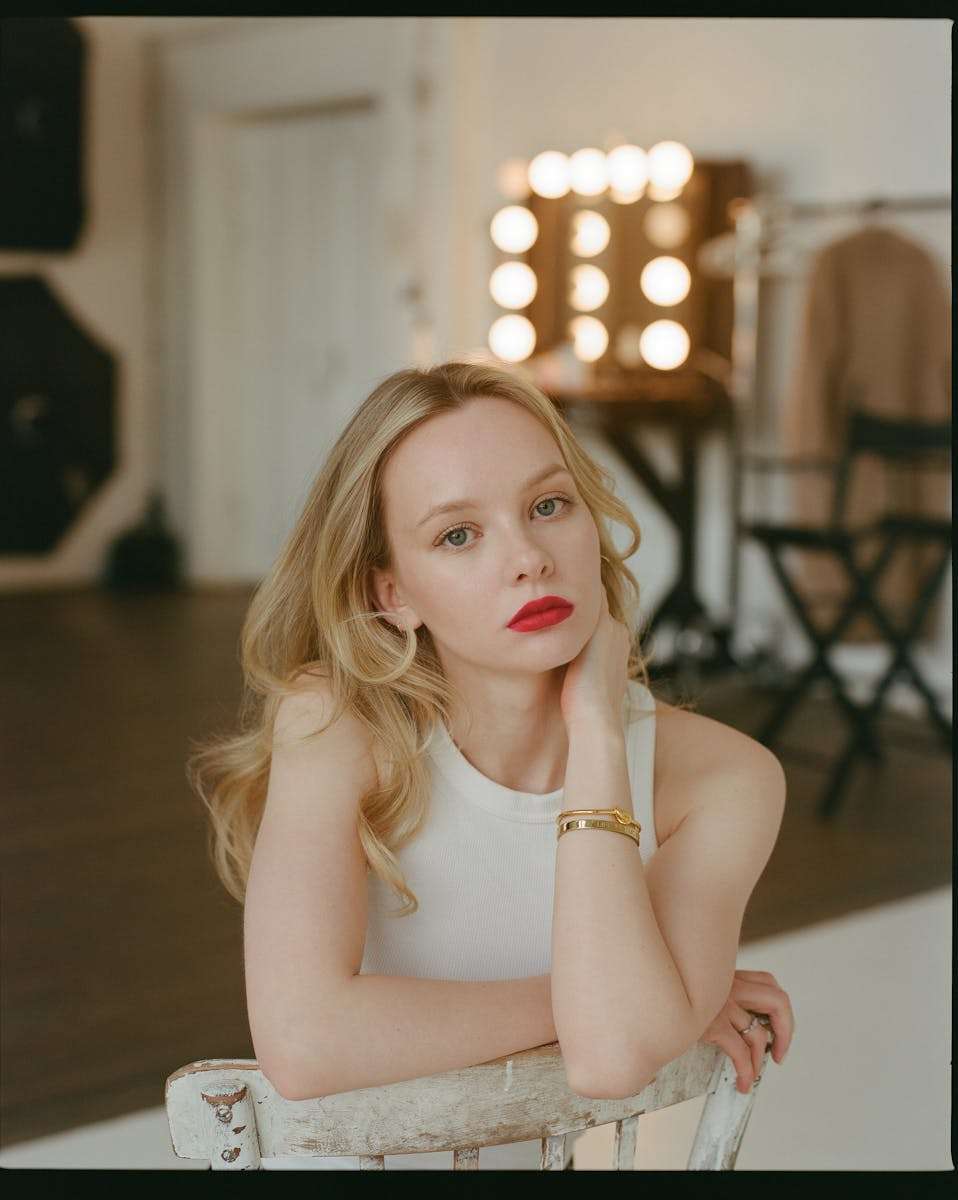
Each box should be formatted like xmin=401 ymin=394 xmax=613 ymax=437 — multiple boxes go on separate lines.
xmin=512 ymin=539 xmax=553 ymax=581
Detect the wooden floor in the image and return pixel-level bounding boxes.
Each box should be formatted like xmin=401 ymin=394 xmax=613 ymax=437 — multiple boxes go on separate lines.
xmin=1 ymin=588 xmax=951 ymax=1148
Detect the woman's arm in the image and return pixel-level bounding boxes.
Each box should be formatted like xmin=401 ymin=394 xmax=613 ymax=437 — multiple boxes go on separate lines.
xmin=278 ymin=973 xmax=556 ymax=1101
xmin=551 ymin=719 xmax=693 ymax=1098
xmin=248 ymin=679 xmax=561 ymax=1101
xmin=551 ymin=717 xmax=785 ymax=1100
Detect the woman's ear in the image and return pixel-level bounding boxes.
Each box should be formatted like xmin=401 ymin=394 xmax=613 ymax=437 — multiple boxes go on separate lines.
xmin=370 ymin=567 xmax=420 ymax=631
xmin=368 ymin=566 xmax=394 ymax=621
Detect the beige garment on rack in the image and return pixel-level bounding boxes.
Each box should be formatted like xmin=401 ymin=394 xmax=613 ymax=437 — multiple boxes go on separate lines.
xmin=780 ymin=223 xmax=951 ymax=642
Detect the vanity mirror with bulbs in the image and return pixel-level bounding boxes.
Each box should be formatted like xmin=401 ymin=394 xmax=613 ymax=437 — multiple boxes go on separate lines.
xmin=487 ymin=142 xmax=751 ymax=392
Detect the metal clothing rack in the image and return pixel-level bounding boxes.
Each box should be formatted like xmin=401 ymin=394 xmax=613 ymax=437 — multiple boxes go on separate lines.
xmin=750 ymin=193 xmax=951 ymax=221
xmin=721 ymin=190 xmax=951 ymax=649
xmin=725 ymin=192 xmax=951 ymax=430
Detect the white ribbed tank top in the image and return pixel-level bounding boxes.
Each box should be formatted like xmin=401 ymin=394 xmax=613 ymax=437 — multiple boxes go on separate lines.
xmin=262 ymin=678 xmax=658 ymax=1171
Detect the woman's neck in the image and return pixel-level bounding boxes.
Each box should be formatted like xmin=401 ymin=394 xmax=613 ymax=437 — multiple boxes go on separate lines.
xmin=446 ymin=706 xmax=570 ymax=794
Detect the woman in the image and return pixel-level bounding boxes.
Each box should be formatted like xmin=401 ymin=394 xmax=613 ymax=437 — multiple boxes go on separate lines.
xmin=188 ymin=361 xmax=795 ymax=1169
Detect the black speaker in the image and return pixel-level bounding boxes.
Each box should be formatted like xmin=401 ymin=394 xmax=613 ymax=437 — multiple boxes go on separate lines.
xmin=0 ymin=18 xmax=86 ymax=251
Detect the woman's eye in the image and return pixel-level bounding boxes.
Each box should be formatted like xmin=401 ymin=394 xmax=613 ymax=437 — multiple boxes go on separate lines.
xmin=435 ymin=494 xmax=574 ymax=550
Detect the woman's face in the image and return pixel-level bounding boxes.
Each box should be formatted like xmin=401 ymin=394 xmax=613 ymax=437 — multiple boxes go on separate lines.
xmin=371 ymin=397 xmax=604 ymax=677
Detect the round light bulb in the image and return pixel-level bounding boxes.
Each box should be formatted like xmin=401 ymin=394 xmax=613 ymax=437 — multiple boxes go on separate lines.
xmin=606 ymin=144 xmax=648 ymax=193
xmin=614 ymin=323 xmax=645 ymax=369
xmin=489 ymin=261 xmax=538 ymax=309
xmin=640 ymin=256 xmax=691 ymax=306
xmin=490 ymin=206 xmax=539 ymax=253
xmin=609 ymin=185 xmax=645 ymax=205
xmin=639 ymin=319 xmax=690 ymax=370
xmin=528 ymin=150 xmax=571 ymax=199
xmin=569 ymin=210 xmax=611 ymax=257
xmin=647 ymin=141 xmax=694 ymax=190
xmin=568 ymin=315 xmax=609 ymax=363
xmin=489 ymin=314 xmax=536 ymax=363
xmin=568 ymin=264 xmax=610 ymax=312
xmin=644 ymin=202 xmax=690 ymax=248
xmin=496 ymin=157 xmax=531 ymax=201
xmin=569 ymin=147 xmax=608 ymax=196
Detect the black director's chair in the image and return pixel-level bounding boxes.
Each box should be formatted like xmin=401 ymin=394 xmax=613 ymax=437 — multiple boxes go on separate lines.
xmin=738 ymin=408 xmax=952 ymax=820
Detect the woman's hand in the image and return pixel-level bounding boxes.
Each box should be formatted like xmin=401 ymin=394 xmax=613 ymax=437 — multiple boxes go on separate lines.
xmin=700 ymin=970 xmax=795 ymax=1094
xmin=559 ymin=588 xmax=631 ymax=732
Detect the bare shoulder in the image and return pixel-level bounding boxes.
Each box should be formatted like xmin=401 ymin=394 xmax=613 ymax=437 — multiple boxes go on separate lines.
xmin=652 ymin=699 xmax=785 ymax=844
xmin=274 ymin=669 xmax=381 ymax=794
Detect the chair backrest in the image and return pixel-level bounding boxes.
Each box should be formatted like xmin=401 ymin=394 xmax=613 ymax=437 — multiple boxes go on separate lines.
xmin=831 ymin=407 xmax=952 ymax=526
xmin=165 ymin=1038 xmax=770 ymax=1171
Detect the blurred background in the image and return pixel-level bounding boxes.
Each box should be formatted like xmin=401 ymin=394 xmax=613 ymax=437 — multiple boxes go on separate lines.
xmin=0 ymin=16 xmax=951 ymax=1169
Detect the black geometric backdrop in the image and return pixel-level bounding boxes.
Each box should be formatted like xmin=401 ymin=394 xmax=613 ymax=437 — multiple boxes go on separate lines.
xmin=0 ymin=276 xmax=116 ymax=554
xmin=0 ymin=17 xmax=86 ymax=252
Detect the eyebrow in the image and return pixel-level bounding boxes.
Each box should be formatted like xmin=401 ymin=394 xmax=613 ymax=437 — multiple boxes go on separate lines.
xmin=415 ymin=463 xmax=572 ymax=530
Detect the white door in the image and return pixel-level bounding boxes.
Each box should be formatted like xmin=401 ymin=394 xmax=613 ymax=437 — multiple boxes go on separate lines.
xmin=219 ymin=103 xmax=388 ymax=575
xmin=155 ymin=18 xmax=434 ymax=580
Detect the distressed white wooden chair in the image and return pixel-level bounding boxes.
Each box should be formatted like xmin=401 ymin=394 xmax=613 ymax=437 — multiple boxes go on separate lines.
xmin=166 ymin=1035 xmax=772 ymax=1170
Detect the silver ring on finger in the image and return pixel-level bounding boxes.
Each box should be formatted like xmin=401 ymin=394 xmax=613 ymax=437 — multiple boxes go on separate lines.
xmin=738 ymin=1015 xmax=760 ymax=1037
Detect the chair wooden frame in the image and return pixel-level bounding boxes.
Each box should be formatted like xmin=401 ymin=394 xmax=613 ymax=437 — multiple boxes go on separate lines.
xmin=738 ymin=408 xmax=952 ymax=818
xmin=166 ymin=1037 xmax=771 ymax=1171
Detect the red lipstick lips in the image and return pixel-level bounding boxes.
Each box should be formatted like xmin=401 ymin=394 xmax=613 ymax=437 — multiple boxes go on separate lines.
xmin=508 ymin=594 xmax=574 ymax=632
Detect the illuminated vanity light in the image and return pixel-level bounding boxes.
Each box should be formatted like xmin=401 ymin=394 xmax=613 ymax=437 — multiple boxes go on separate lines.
xmin=528 ymin=150 xmax=571 ymax=199
xmin=639 ymin=319 xmax=690 ymax=369
xmin=640 ymin=256 xmax=691 ymax=306
xmin=569 ymin=147 xmax=608 ymax=196
xmin=489 ymin=261 xmax=538 ymax=309
xmin=570 ymin=210 xmax=611 ymax=257
xmin=489 ymin=314 xmax=536 ymax=362
xmin=568 ymin=264 xmax=610 ymax=312
xmin=490 ymin=206 xmax=539 ymax=253
xmin=607 ymin=144 xmax=649 ymax=194
xmin=569 ymin=315 xmax=609 ymax=363
xmin=648 ymin=141 xmax=694 ymax=191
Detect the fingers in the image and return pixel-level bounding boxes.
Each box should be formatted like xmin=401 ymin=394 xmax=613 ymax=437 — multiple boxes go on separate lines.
xmin=715 ymin=1018 xmax=753 ymax=1093
xmin=728 ymin=977 xmax=795 ymax=1064
xmin=727 ymin=1003 xmax=773 ymax=1091
xmin=709 ymin=1015 xmax=766 ymax=1094
xmin=734 ymin=969 xmax=778 ymax=985
xmin=748 ymin=1021 xmax=772 ymax=1084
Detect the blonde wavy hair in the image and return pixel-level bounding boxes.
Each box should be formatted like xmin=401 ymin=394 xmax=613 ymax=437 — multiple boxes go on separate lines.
xmin=186 ymin=360 xmax=655 ymax=918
